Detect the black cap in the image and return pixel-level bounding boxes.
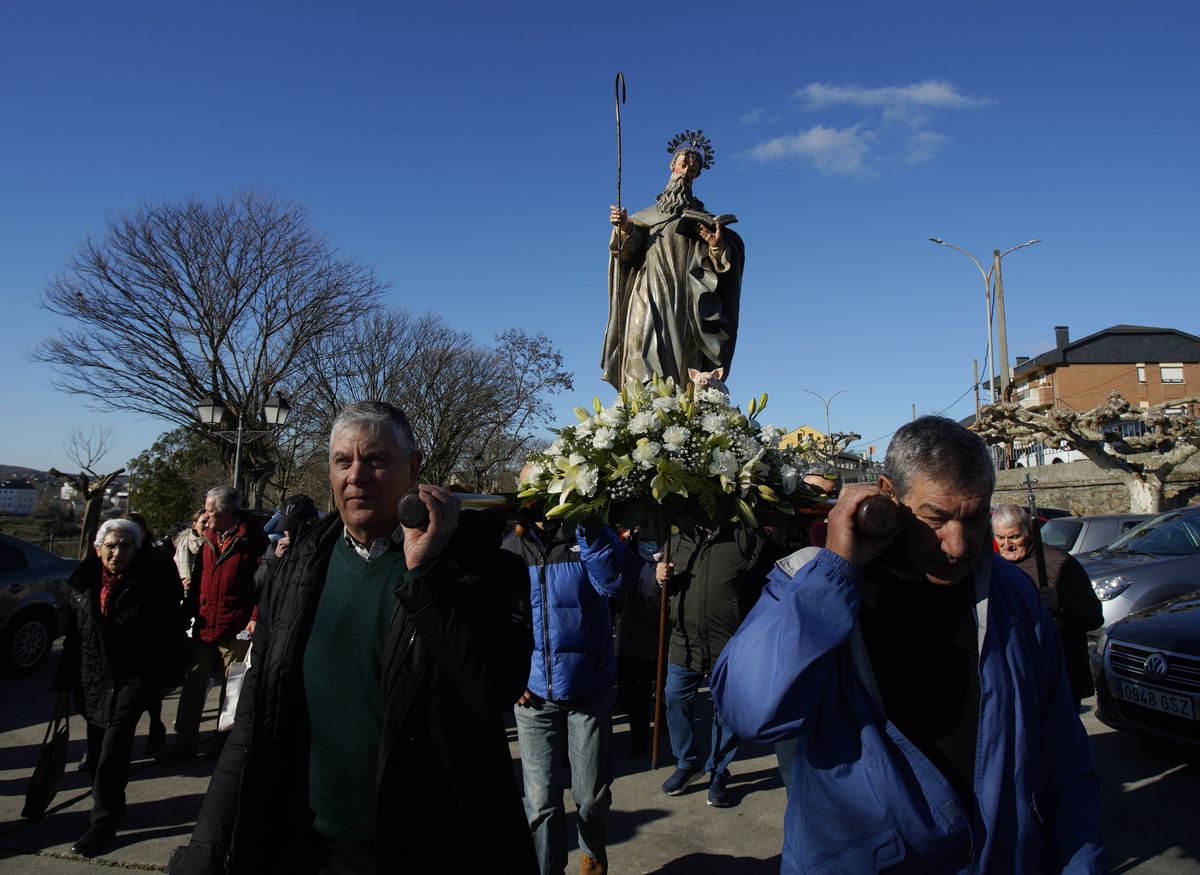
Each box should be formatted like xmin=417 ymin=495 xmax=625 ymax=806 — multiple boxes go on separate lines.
xmin=280 ymin=494 xmax=318 ymax=534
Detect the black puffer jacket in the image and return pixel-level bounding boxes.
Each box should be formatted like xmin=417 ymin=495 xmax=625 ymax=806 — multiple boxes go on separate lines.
xmin=52 ymin=548 xmax=186 ymax=728
xmin=168 ymin=511 xmax=537 ymax=874
xmin=667 ymin=525 xmax=775 ymax=674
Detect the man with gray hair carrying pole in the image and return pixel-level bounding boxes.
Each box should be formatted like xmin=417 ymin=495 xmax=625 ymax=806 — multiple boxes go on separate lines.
xmin=712 ymin=416 xmax=1105 ymax=874
xmin=169 ymin=401 xmax=536 ymax=874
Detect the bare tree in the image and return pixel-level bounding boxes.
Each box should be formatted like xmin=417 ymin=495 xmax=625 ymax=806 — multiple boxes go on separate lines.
xmin=298 ymin=310 xmax=573 ymax=487
xmin=34 ymin=191 xmax=387 ymax=498
xmin=976 ymin=391 xmax=1200 ymax=513
xmin=49 ymin=426 xmax=124 ymax=558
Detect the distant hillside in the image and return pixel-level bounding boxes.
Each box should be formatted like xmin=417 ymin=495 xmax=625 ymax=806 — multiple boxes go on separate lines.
xmin=0 ymin=465 xmax=49 ymax=480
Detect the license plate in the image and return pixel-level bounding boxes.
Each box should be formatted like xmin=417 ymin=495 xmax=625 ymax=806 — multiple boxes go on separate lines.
xmin=1116 ymin=680 xmax=1196 ymax=719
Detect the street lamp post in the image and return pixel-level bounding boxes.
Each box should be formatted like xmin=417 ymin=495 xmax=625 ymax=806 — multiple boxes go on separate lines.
xmin=195 ymin=390 xmax=291 ymax=494
xmin=802 ymin=388 xmax=846 ymax=459
xmin=929 ymin=237 xmax=1040 ymax=400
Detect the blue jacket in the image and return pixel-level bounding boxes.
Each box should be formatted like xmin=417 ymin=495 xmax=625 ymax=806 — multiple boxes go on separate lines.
xmin=712 ymin=548 xmax=1105 ymax=875
xmin=502 ymin=524 xmax=636 ymax=702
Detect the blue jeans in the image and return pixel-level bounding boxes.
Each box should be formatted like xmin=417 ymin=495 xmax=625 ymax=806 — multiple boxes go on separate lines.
xmin=664 ymin=661 xmax=739 ymax=774
xmin=515 ymin=690 xmax=613 ymax=874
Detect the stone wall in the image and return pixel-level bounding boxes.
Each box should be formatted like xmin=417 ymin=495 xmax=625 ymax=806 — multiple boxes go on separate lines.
xmin=994 ymin=455 xmax=1200 ymax=515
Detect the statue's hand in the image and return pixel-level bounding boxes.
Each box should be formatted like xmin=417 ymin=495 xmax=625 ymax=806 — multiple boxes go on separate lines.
xmin=609 ymin=205 xmax=630 ymax=234
xmin=699 ymin=221 xmax=723 ymax=251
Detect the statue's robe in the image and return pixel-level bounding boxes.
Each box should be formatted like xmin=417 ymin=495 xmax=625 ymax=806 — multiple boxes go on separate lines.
xmin=601 ymin=204 xmax=745 ymax=389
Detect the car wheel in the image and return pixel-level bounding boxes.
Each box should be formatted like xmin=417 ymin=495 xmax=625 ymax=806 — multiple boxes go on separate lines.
xmin=1 ymin=614 xmax=54 ymax=675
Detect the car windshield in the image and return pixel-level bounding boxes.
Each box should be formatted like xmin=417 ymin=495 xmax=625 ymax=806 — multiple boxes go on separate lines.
xmin=1040 ymin=519 xmax=1081 ymax=551
xmin=1105 ymin=510 xmax=1200 ymax=556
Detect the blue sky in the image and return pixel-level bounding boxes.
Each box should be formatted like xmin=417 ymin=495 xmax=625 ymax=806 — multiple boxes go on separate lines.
xmin=1 ymin=1 xmax=1197 ymax=473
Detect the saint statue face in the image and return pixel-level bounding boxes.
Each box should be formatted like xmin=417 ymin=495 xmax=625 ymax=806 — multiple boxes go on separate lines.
xmin=669 ymin=151 xmax=701 ymax=182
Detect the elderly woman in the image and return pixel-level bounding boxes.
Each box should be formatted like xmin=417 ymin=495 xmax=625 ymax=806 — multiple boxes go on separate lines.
xmin=992 ymin=504 xmax=1104 ymax=709
xmin=174 ymin=508 xmax=208 ymax=598
xmin=51 ymin=519 xmax=185 ymax=857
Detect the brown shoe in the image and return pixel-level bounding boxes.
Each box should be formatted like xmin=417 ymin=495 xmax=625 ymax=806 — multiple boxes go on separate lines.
xmin=580 ymin=852 xmax=608 ymax=875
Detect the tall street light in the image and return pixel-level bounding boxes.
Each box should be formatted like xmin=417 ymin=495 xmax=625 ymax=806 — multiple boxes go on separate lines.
xmin=929 ymin=237 xmax=1040 ymax=400
xmin=802 ymin=388 xmax=846 ymax=459
xmin=195 ymin=390 xmax=291 ymax=494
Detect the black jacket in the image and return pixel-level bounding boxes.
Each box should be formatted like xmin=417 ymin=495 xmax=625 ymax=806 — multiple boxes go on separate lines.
xmin=1014 ymin=543 xmax=1104 ymax=701
xmin=168 ymin=511 xmax=537 ymax=874
xmin=52 ymin=548 xmax=186 ymax=728
xmin=667 ymin=525 xmax=774 ymax=674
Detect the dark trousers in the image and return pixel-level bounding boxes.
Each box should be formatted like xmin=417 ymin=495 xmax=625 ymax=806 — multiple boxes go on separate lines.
xmin=86 ymin=719 xmax=139 ymax=829
xmin=617 ymin=655 xmax=655 ymax=749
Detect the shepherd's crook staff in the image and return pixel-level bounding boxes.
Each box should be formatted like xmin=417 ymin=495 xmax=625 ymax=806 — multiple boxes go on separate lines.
xmin=614 ymin=71 xmax=626 ymax=252
xmin=651 ymin=534 xmax=671 ymax=769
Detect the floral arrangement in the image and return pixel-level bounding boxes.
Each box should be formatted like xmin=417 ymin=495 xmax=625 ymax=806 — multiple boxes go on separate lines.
xmin=518 ymin=375 xmax=827 ymax=536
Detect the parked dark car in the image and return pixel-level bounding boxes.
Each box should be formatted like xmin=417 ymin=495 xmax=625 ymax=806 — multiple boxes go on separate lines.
xmin=1090 ymin=589 xmax=1200 ymax=748
xmin=0 ymin=533 xmax=77 ymax=675
xmin=1041 ymin=513 xmax=1152 ymax=555
xmin=1078 ymin=506 xmax=1200 ymax=632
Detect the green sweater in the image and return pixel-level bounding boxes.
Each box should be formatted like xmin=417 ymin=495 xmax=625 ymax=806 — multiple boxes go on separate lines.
xmin=303 ymin=537 xmax=406 ymax=847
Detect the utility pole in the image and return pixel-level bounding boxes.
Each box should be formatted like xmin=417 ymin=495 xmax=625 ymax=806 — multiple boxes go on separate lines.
xmin=973 ymin=359 xmax=981 ymax=421
xmin=994 ymin=249 xmax=1011 ymax=395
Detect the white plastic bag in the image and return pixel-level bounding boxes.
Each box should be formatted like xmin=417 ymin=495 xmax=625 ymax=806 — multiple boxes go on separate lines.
xmin=218 ymin=646 xmax=251 ymax=732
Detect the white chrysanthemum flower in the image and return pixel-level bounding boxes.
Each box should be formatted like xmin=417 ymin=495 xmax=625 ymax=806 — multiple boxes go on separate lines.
xmin=632 ymin=441 xmax=661 ymax=468
xmin=576 ymin=417 xmax=596 ymax=437
xmin=592 ymin=427 xmax=616 ymax=450
xmin=662 ymin=425 xmax=690 ymax=452
xmin=759 ymin=425 xmax=784 ymax=445
xmin=701 ymin=412 xmax=728 ymax=435
xmin=599 ymin=405 xmax=626 ymax=427
xmin=547 ymin=438 xmax=565 ymax=456
xmin=629 ymin=411 xmax=658 ymax=435
xmin=526 ymin=462 xmax=546 ymax=483
xmin=651 ymin=396 xmax=680 ymax=412
xmin=576 ymin=464 xmax=600 ymax=497
xmin=699 ymin=388 xmax=729 ymax=404
xmin=780 ymin=464 xmax=799 ymax=494
xmin=709 ymin=448 xmax=738 ymax=478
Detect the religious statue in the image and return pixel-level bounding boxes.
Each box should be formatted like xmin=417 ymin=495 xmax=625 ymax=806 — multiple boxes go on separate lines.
xmin=601 ymin=129 xmax=746 ymax=389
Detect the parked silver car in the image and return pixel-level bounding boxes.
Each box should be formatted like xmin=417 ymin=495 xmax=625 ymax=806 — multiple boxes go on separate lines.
xmin=1040 ymin=513 xmax=1151 ymax=555
xmin=0 ymin=533 xmax=77 ymax=675
xmin=1078 ymin=507 xmax=1200 ymax=632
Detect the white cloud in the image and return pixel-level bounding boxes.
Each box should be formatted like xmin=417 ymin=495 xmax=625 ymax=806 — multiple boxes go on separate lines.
xmin=794 ymin=80 xmax=990 ymax=112
xmin=739 ymin=107 xmax=765 ymax=125
xmin=745 ymin=125 xmax=873 ymax=176
xmin=903 ymin=131 xmax=948 ymax=164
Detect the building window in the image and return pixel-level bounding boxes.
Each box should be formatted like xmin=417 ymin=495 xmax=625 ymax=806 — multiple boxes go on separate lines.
xmin=1136 ymin=364 xmax=1146 ymax=383
xmin=1161 ymin=364 xmax=1184 ymax=384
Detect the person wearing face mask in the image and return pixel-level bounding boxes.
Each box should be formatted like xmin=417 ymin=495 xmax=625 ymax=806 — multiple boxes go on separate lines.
xmin=992 ymin=504 xmax=1104 ymax=710
xmin=51 ymin=518 xmax=186 ymax=856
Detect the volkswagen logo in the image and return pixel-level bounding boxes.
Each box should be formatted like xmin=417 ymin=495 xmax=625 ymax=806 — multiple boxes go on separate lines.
xmin=1143 ymin=652 xmax=1169 ymax=680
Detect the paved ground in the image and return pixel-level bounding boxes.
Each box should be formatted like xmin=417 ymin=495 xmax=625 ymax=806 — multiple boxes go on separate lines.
xmin=1 ymin=645 xmax=1197 ymax=873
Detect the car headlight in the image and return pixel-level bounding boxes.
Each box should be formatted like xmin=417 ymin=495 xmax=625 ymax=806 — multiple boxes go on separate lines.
xmin=1092 ymin=575 xmax=1133 ymax=601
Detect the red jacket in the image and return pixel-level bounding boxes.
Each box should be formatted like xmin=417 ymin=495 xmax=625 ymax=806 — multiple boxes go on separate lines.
xmin=193 ymin=512 xmax=268 ymax=643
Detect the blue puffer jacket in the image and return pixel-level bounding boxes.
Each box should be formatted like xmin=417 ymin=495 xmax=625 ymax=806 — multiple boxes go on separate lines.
xmin=712 ymin=549 xmax=1105 ymax=875
xmin=502 ymin=524 xmax=636 ymax=702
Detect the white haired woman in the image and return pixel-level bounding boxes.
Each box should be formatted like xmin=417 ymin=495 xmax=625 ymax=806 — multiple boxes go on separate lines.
xmin=992 ymin=504 xmax=1104 ymax=710
xmin=51 ymin=519 xmax=186 ymax=856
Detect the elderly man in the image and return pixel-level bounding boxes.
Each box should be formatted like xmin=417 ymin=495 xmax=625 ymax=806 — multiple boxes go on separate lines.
xmin=993 ymin=504 xmax=1104 ymax=710
xmin=602 ymin=130 xmax=745 ymax=389
xmin=712 ymin=416 xmax=1104 ymax=874
xmin=168 ymin=401 xmax=536 ymax=874
xmin=159 ymin=485 xmax=267 ymax=762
